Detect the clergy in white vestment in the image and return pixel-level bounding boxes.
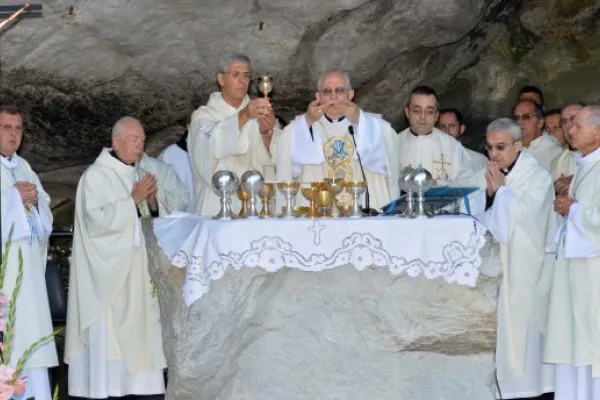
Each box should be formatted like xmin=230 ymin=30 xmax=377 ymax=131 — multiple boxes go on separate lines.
xmin=397 ymin=86 xmax=478 ymax=181
xmin=551 ymin=103 xmax=585 ymax=196
xmin=546 ymin=105 xmax=600 ymax=400
xmin=437 ymin=108 xmax=488 ymax=171
xmin=470 ymin=118 xmax=555 ymax=398
xmin=546 ymin=108 xmax=566 ymax=147
xmin=276 ymin=70 xmax=399 ymax=211
xmin=65 ymin=117 xmax=188 ymax=399
xmin=512 ymin=100 xmax=563 ymax=171
xmin=158 ymin=130 xmax=195 ymax=213
xmin=188 ymin=53 xmax=279 ymax=216
xmin=0 ymin=106 xmax=57 ymax=400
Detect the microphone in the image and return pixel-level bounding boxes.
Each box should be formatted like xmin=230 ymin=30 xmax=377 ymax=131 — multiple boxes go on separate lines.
xmin=348 ymin=126 xmax=379 ymax=216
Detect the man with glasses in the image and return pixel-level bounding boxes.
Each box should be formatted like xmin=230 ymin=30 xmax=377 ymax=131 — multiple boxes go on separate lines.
xmin=397 ymin=86 xmax=477 ymax=181
xmin=511 ymin=99 xmax=563 ymax=171
xmin=545 ymin=108 xmax=565 ymax=147
xmin=545 ymin=105 xmax=600 ymax=400
xmin=188 ymin=53 xmax=279 ymax=216
xmin=276 ymin=70 xmax=399 ymax=210
xmin=550 ymin=103 xmax=585 ymax=194
xmin=472 ymin=117 xmax=555 ymax=399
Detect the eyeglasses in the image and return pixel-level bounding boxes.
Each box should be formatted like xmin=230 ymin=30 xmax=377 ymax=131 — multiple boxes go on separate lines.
xmin=483 ymin=141 xmax=518 ymax=152
xmin=512 ymin=113 xmax=538 ymax=122
xmin=319 ymin=87 xmax=350 ymax=96
xmin=222 ymin=71 xmax=252 ymax=79
xmin=409 ymin=107 xmax=437 ymax=118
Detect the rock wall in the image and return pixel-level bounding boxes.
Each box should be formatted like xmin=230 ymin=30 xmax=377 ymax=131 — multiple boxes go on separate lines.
xmin=143 ymin=220 xmax=502 ymax=400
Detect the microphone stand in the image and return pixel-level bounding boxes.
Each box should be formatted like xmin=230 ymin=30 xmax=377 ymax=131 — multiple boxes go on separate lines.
xmin=348 ymin=126 xmax=378 ymax=216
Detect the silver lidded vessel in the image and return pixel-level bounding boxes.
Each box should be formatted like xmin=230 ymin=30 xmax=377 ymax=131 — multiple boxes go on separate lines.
xmin=211 ymin=170 xmax=239 ymax=220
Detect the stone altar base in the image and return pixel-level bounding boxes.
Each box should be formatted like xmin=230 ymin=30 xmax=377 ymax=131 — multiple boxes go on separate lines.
xmin=143 ymin=221 xmax=501 ymax=400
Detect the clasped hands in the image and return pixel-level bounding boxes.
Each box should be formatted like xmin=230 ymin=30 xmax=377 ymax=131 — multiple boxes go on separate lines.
xmin=244 ymin=98 xmax=276 ymax=135
xmin=485 ymin=162 xmax=505 ymax=196
xmin=554 ymin=174 xmax=573 ymax=196
xmin=15 ymin=181 xmax=38 ymax=205
xmin=305 ymin=99 xmax=360 ymax=126
xmin=131 ymin=173 xmax=158 ymax=210
xmin=554 ymin=194 xmax=575 ymax=216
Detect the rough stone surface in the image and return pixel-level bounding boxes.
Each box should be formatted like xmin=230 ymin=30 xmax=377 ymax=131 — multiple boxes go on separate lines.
xmin=143 ymin=220 xmax=501 ymax=400
xmin=3 ymin=0 xmax=599 ymax=189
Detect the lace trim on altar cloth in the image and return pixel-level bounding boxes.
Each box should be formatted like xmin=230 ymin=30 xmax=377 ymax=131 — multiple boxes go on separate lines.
xmin=171 ymin=221 xmax=486 ymax=306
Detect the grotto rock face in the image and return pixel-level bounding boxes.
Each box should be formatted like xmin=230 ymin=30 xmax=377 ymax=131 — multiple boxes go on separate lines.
xmin=2 ymin=0 xmax=519 ymax=182
xmin=142 ymin=220 xmax=502 ymax=400
xmin=2 ymin=0 xmax=600 ymax=191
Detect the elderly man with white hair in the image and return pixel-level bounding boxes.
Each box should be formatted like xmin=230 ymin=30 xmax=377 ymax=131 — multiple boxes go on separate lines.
xmin=546 ymin=105 xmax=600 ymax=400
xmin=65 ymin=116 xmax=188 ymax=399
xmin=469 ymin=117 xmax=555 ymax=399
xmin=276 ymin=70 xmax=399 ymax=212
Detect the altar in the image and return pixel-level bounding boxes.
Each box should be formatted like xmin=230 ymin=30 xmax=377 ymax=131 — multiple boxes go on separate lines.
xmin=144 ymin=214 xmax=501 ymax=400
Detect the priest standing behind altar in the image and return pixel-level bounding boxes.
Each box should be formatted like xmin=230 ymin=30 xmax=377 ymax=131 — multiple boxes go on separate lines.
xmin=551 ymin=103 xmax=585 ymax=195
xmin=512 ymin=99 xmax=563 ymax=171
xmin=0 ymin=106 xmax=57 ymax=400
xmin=397 ymin=86 xmax=478 ymax=181
xmin=65 ymin=116 xmax=188 ymax=399
xmin=546 ymin=105 xmax=600 ymax=400
xmin=158 ymin=129 xmax=195 ymax=212
xmin=436 ymin=108 xmax=488 ymax=170
xmin=276 ymin=70 xmax=399 ymax=209
xmin=188 ymin=53 xmax=279 ymax=216
xmin=472 ymin=117 xmax=555 ymax=398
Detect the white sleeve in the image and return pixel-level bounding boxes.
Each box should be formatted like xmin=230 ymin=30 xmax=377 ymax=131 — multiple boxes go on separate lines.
xmin=354 ymin=110 xmax=387 ymax=175
xmin=564 ymin=202 xmax=600 ymax=258
xmin=1 ymin=186 xmax=31 ymax=243
xmin=480 ymin=186 xmax=512 ymax=243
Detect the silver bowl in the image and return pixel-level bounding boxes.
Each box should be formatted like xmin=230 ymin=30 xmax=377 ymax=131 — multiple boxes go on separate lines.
xmin=211 ymin=170 xmax=239 ymax=219
xmin=240 ymin=170 xmax=264 ymax=218
xmin=409 ymin=167 xmax=433 ymax=193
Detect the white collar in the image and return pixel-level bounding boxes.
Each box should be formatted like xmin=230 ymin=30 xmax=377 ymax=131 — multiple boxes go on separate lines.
xmin=578 ymin=146 xmax=600 ymax=166
xmin=0 ymin=154 xmax=19 ymax=169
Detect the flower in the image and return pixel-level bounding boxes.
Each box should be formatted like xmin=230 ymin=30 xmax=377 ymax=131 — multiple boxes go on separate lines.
xmin=0 ymin=365 xmax=15 ymax=384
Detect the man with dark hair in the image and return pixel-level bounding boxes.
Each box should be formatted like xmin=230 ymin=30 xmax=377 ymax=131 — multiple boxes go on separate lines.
xmin=518 ymin=85 xmax=545 ymax=108
xmin=437 ymin=108 xmax=487 ymax=170
xmin=512 ymin=99 xmax=562 ymax=171
xmin=397 ymin=85 xmax=477 ymax=181
xmin=545 ymin=108 xmax=564 ymax=146
xmin=0 ymin=106 xmax=58 ymax=400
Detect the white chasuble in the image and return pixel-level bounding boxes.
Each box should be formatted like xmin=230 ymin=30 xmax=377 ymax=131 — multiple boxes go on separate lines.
xmin=550 ymin=148 xmax=581 ymax=181
xmin=465 ymin=146 xmax=488 ymax=171
xmin=474 ymin=151 xmax=555 ymax=397
xmin=397 ymin=127 xmax=478 ymax=181
xmin=0 ymin=154 xmax=57 ymax=400
xmin=158 ymin=143 xmax=195 ymax=213
xmin=527 ymin=134 xmax=564 ymax=172
xmin=276 ymin=111 xmax=399 ymax=210
xmin=188 ymin=92 xmax=279 ymax=216
xmin=544 ymin=146 xmax=600 ymax=400
xmin=65 ymin=149 xmax=187 ymax=398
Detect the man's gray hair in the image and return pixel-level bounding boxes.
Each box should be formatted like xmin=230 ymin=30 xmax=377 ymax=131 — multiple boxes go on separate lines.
xmin=111 ymin=116 xmax=141 ymax=137
xmin=217 ymin=53 xmax=251 ymax=74
xmin=486 ymin=117 xmax=522 ymax=141
xmin=583 ymin=105 xmax=600 ymax=127
xmin=317 ymin=70 xmax=352 ymax=90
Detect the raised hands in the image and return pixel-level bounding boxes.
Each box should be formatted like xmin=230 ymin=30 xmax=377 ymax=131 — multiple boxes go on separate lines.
xmin=15 ymin=181 xmax=38 ymax=205
xmin=485 ymin=162 xmax=505 ymax=196
xmin=304 ymin=99 xmax=360 ymax=126
xmin=131 ymin=173 xmax=158 ymax=209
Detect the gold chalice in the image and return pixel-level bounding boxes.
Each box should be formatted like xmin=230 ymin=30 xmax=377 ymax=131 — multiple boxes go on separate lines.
xmin=316 ymin=189 xmax=335 ymax=217
xmin=323 ymin=178 xmax=344 ymax=217
xmin=301 ymin=186 xmax=320 ymax=218
xmin=237 ymin=186 xmax=249 ymax=218
xmin=257 ymin=75 xmax=274 ymax=99
xmin=259 ymin=182 xmax=275 ymax=218
xmin=293 ymin=206 xmax=309 ymax=217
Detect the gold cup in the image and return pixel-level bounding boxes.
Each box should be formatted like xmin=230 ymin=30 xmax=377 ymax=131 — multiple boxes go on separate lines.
xmin=259 ymin=182 xmax=275 ymax=218
xmin=301 ymin=186 xmax=320 ymax=218
xmin=316 ymin=189 xmax=335 ymax=217
xmin=237 ymin=186 xmax=249 ymax=218
xmin=257 ymin=75 xmax=274 ymax=99
xmin=277 ymin=180 xmax=301 ymax=218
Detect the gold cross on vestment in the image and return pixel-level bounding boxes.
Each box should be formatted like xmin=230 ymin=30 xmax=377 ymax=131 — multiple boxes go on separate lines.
xmin=433 ymin=153 xmax=452 ymax=180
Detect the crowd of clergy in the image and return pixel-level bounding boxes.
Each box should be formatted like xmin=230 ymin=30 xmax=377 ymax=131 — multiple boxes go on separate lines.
xmin=0 ymin=52 xmax=599 ymax=400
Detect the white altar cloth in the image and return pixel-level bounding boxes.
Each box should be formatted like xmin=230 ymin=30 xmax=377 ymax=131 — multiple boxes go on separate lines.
xmin=153 ymin=214 xmax=486 ymax=306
